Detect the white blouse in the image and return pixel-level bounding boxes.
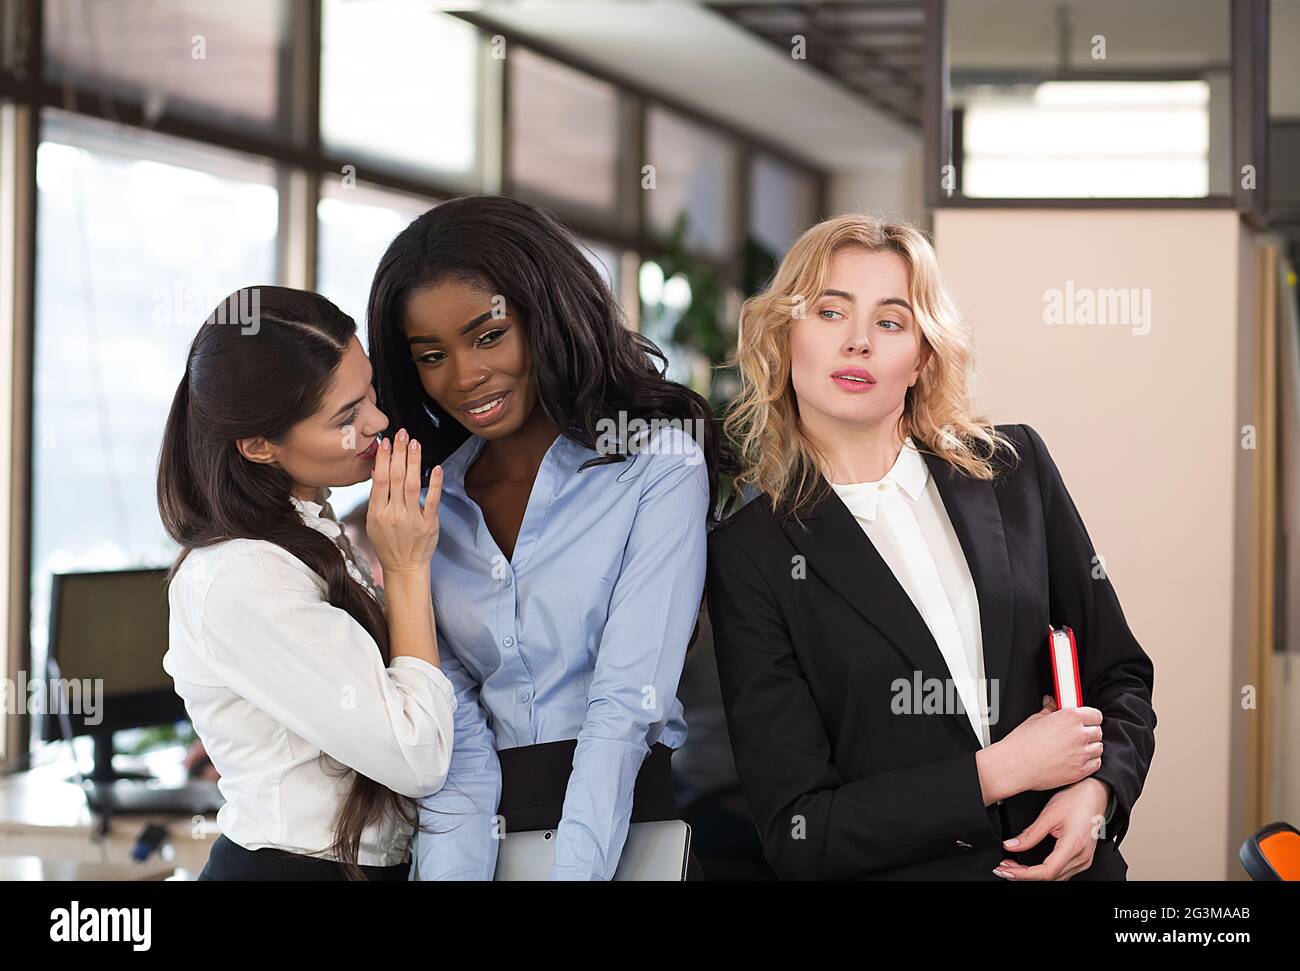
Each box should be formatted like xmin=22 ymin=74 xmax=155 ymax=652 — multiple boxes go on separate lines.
xmin=829 ymin=439 xmax=992 ymax=748
xmin=163 ymin=489 xmax=457 ymax=867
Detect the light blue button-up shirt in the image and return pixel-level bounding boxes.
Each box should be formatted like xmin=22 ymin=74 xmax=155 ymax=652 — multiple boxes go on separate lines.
xmin=411 ymin=424 xmax=709 ymax=880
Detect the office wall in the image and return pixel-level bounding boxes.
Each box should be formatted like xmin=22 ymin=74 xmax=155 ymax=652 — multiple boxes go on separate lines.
xmin=829 ymin=149 xmax=926 ymax=231
xmin=932 ymin=208 xmax=1256 ymax=879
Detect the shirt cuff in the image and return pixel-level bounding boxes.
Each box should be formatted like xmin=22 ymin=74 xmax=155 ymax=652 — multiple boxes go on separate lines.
xmin=552 ymin=735 xmax=648 ymax=878
xmin=389 ymin=655 xmax=458 ymax=706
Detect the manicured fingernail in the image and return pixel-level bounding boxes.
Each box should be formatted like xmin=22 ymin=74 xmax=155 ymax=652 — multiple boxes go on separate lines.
xmin=993 ymin=869 xmax=1013 ymax=879
xmin=409 ymin=439 xmax=418 ymax=451
xmin=1004 ymin=837 xmax=1020 ymax=847
xmin=381 ymin=438 xmax=390 ymax=450
xmin=434 ymin=465 xmax=443 ymax=476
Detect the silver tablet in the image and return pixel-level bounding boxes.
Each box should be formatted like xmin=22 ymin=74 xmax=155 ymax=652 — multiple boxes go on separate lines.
xmin=493 ymin=819 xmax=692 ymax=881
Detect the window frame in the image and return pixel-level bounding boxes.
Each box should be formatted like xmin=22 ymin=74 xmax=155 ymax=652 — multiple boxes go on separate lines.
xmin=0 ymin=0 xmax=829 ymax=766
xmin=921 ymin=0 xmax=1268 ymax=220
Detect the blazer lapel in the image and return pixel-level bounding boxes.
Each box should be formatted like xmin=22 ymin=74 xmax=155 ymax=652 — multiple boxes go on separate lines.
xmin=777 ymin=452 xmax=1015 ymax=749
xmin=922 ymin=452 xmax=1015 ymax=741
xmin=780 ymin=485 xmax=977 ymax=747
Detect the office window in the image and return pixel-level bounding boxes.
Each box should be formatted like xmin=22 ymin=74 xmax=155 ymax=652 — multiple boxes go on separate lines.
xmin=578 ymin=237 xmax=620 ymax=296
xmin=509 ymin=48 xmax=621 ymax=216
xmin=639 ymin=258 xmax=705 ymax=392
xmin=316 ymin=180 xmax=435 ymax=520
xmin=320 ymin=1 xmax=480 ymax=184
xmin=947 ymin=0 xmax=1231 ymax=198
xmin=962 ymin=81 xmax=1212 ymax=198
xmin=749 ymin=153 xmax=818 ymax=260
xmin=44 ymin=0 xmax=292 ymax=133
xmin=646 ymin=107 xmax=738 ymax=259
xmin=317 ymin=180 xmax=435 ymax=348
xmin=31 ymin=112 xmax=278 ymax=695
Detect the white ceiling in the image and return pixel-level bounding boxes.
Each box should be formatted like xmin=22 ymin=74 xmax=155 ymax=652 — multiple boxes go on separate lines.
xmin=455 ymin=0 xmax=920 ymax=171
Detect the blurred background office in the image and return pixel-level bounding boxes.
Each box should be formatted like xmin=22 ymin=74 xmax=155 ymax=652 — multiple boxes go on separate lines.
xmin=0 ymin=0 xmax=1297 ymax=880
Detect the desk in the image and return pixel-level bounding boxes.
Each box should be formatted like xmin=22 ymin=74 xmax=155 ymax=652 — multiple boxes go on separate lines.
xmin=0 ymin=855 xmax=176 ymax=880
xmin=0 ymin=746 xmax=218 ymax=880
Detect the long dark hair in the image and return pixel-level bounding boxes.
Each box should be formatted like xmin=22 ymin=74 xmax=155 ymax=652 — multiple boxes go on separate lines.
xmin=156 ymin=285 xmax=407 ymax=880
xmin=366 ymin=194 xmax=724 ymax=512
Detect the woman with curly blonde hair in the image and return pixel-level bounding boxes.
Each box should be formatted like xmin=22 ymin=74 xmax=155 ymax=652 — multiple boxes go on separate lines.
xmin=708 ymin=213 xmax=1156 ymax=881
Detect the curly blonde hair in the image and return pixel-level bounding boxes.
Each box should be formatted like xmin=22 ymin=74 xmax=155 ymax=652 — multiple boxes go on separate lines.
xmin=723 ymin=213 xmax=1015 ymax=516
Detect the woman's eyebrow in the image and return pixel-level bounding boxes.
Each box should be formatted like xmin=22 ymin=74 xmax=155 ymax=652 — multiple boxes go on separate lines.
xmin=407 ymin=310 xmax=497 ymax=344
xmin=879 ymin=297 xmax=915 ymax=314
xmin=818 ymin=289 xmax=913 ymax=315
xmin=328 ymin=364 xmax=376 ymax=420
xmin=329 ymin=396 xmax=364 ymax=421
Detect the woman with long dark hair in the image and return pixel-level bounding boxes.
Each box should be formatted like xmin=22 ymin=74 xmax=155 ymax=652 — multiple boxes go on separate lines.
xmin=158 ymin=286 xmax=455 ymax=881
xmin=368 ymin=195 xmax=718 ymax=880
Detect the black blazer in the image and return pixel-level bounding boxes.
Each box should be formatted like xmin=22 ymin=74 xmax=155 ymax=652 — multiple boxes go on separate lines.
xmin=706 ymin=424 xmax=1156 ymax=880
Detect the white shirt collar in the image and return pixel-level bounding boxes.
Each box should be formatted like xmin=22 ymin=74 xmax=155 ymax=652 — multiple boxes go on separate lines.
xmin=828 ymin=438 xmax=929 ymax=522
xmin=288 ymin=487 xmax=384 ymax=602
xmin=289 ymin=487 xmax=341 ymax=539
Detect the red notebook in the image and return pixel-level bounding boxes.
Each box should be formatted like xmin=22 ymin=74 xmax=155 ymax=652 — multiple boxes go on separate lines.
xmin=1048 ymin=626 xmax=1083 ymax=709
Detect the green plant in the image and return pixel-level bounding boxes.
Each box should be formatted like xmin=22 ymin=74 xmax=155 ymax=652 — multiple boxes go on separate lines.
xmin=646 ymin=211 xmax=775 ymax=411
xmin=643 ymin=211 xmax=778 ymax=512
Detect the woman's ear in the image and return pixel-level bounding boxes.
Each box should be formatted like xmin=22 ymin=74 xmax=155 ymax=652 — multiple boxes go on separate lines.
xmin=235 ymin=436 xmax=278 ymax=465
xmin=909 ymin=339 xmax=934 ymax=388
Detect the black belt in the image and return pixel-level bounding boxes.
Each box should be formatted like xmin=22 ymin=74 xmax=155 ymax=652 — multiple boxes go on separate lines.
xmin=496 ymin=739 xmax=678 ymax=833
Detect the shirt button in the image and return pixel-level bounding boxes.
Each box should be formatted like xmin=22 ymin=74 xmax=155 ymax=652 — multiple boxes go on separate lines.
xmin=878 ymin=482 xmax=888 ymax=492
xmin=503 ymin=636 xmax=514 ymax=648
xmin=517 ymin=689 xmax=531 ymax=703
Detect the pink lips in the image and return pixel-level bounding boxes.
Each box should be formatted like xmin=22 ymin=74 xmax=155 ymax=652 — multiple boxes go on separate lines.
xmin=359 ymin=437 xmax=379 ymax=461
xmin=460 ymin=389 xmax=512 ymax=427
xmin=831 ymin=367 xmax=876 ymax=392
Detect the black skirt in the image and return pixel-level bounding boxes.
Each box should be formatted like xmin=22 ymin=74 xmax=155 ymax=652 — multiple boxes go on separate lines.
xmin=197 ymin=834 xmax=409 ymax=882
xmin=497 ymin=738 xmax=705 ymax=881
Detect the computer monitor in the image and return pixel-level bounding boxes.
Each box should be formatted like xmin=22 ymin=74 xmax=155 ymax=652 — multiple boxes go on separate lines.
xmin=40 ymin=568 xmax=186 ymax=783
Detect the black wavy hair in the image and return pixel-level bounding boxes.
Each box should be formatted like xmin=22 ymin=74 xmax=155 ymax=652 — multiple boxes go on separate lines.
xmin=365 ymin=194 xmax=724 ymax=514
